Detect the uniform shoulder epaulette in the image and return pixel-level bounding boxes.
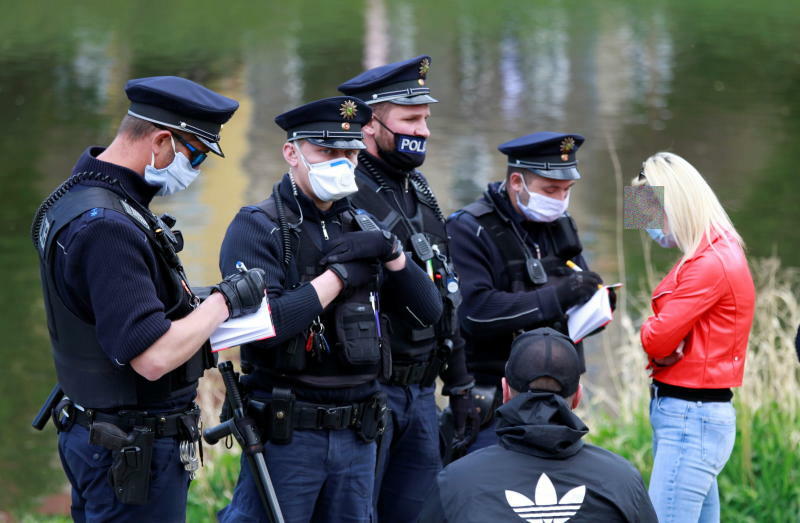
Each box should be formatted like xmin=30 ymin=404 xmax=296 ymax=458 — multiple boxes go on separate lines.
xmin=461 ymin=200 xmax=494 ymax=218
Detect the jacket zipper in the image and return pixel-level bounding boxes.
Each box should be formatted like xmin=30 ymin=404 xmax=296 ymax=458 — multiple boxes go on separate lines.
xmin=320 ymin=220 xmax=329 ymax=240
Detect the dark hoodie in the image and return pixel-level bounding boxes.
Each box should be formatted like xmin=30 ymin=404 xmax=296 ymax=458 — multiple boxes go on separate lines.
xmin=419 ymin=392 xmax=657 ymax=522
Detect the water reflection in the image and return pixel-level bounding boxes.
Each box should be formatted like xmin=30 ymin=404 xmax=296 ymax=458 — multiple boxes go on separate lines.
xmin=3 ymin=0 xmax=800 ymax=515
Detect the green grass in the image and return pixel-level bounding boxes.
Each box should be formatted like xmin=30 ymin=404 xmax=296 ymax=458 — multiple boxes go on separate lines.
xmin=186 ymin=448 xmax=242 ymax=521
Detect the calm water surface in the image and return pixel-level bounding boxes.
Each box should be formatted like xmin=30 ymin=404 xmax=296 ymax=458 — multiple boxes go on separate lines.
xmin=1 ymin=0 xmax=798 ymax=513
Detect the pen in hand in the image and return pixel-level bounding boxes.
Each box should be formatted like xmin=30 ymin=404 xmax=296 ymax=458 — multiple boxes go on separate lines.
xmin=566 ymin=260 xmax=603 ymax=289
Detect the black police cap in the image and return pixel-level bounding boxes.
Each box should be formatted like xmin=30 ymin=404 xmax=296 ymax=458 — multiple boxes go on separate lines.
xmin=125 ymin=76 xmax=239 ymax=157
xmin=499 ymin=132 xmax=586 ymax=180
xmin=338 ymin=55 xmax=438 ymax=105
xmin=274 ymin=96 xmax=372 ymax=150
xmin=505 ymin=327 xmax=581 ymax=398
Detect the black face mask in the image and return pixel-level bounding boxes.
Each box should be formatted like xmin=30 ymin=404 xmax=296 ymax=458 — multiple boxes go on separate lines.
xmin=375 ymin=117 xmax=427 ymax=171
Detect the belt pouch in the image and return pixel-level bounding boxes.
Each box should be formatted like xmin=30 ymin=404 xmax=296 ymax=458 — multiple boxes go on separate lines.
xmin=109 ymin=427 xmax=154 ymax=505
xmin=336 ymin=302 xmax=380 ymax=365
xmin=357 ymin=394 xmax=387 ymax=443
xmin=269 ymin=388 xmax=295 ymax=445
xmin=247 ymin=399 xmax=270 ymax=438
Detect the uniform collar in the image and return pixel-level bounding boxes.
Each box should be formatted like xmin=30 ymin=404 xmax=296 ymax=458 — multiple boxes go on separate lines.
xmin=486 ymin=181 xmax=527 ymax=228
xmin=277 ymin=173 xmax=351 ymax=222
xmin=359 ymin=150 xmax=409 ymax=181
xmin=73 ymin=146 xmax=160 ymax=207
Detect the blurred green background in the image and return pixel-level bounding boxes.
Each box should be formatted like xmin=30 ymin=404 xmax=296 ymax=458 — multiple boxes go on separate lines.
xmin=2 ymin=0 xmax=798 ymax=517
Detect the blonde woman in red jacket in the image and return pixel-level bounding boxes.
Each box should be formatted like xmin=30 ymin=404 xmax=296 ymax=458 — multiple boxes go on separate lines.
xmin=635 ymin=152 xmax=755 ymax=523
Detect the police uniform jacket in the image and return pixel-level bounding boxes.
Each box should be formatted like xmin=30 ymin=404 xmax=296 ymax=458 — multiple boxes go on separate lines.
xmin=219 ymin=174 xmax=442 ymax=404
xmin=418 ymin=392 xmax=657 ymax=522
xmin=446 ymin=181 xmax=590 ymax=383
xmin=351 ymin=151 xmax=473 ymax=392
xmin=41 ymin=147 xmax=199 ymax=410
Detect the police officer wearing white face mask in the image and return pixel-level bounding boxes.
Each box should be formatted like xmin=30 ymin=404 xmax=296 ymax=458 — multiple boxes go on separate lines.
xmin=447 ymin=132 xmax=613 ymax=454
xmin=218 ymin=97 xmax=442 ymax=523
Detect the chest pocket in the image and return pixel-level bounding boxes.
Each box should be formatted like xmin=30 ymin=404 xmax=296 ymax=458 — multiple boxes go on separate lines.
xmin=336 ymin=302 xmax=380 ymax=365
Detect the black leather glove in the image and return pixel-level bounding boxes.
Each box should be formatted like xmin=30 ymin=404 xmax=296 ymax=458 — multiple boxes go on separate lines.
xmin=449 ymin=391 xmax=480 ymax=453
xmin=213 ymin=268 xmax=266 ymax=319
xmin=328 ymin=259 xmax=380 ymax=291
xmin=321 ymin=230 xmax=402 ymax=264
xmin=555 ymin=271 xmax=603 ymax=310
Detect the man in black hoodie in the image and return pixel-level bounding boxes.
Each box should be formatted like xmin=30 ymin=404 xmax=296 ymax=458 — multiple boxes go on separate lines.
xmin=419 ymin=328 xmax=657 ymax=522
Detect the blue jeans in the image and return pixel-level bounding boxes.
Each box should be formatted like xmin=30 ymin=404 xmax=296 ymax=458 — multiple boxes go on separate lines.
xmin=648 ymin=394 xmax=736 ymax=523
xmin=374 ymin=384 xmax=442 ymax=523
xmin=219 ymin=428 xmax=376 ymax=523
xmin=58 ymin=424 xmax=189 ymax=523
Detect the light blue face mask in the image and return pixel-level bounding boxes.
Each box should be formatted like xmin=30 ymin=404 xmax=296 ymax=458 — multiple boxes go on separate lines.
xmin=646 ymin=228 xmax=678 ymax=248
xmin=144 ymin=135 xmax=201 ymax=196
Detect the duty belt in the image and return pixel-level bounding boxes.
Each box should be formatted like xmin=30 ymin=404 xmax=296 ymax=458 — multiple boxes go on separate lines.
xmin=59 ymin=401 xmax=201 ymax=440
xmin=386 ymin=360 xmax=431 ymax=386
xmin=292 ymin=400 xmax=371 ymax=430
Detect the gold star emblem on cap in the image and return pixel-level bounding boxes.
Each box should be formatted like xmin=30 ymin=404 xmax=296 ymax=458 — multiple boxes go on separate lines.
xmin=419 ymin=58 xmax=430 ymax=78
xmin=340 ymin=99 xmax=358 ymax=120
xmin=560 ymin=137 xmax=575 ymax=161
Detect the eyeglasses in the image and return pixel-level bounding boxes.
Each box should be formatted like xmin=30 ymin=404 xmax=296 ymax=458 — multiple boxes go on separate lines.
xmin=170 ymin=132 xmax=208 ymax=167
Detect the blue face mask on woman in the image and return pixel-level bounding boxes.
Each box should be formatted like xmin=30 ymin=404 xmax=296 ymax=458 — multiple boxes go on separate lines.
xmin=144 ymin=135 xmax=201 ymax=196
xmin=646 ymin=228 xmax=678 ymax=248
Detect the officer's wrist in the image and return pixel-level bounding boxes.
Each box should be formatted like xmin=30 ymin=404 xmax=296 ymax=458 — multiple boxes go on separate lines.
xmin=384 ymin=251 xmax=406 ymax=272
xmin=205 ymin=292 xmax=231 ymax=322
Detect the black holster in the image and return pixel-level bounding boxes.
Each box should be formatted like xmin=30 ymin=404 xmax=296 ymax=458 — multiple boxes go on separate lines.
xmin=420 ymin=339 xmax=453 ymax=388
xmin=356 ymin=393 xmax=388 ymax=443
xmin=89 ymin=422 xmax=154 ymax=505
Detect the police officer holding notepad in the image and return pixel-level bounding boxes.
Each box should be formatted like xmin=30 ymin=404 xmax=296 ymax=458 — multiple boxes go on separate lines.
xmin=447 ymin=132 xmax=612 ymax=453
xmin=31 ymin=76 xmax=266 ymax=521
xmin=218 ymin=96 xmax=442 ymax=522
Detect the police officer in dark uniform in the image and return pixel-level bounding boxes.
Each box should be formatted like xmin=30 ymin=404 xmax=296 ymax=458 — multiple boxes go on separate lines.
xmin=217 ymin=96 xmax=442 ymax=523
xmin=419 ymin=328 xmax=657 ymax=522
xmin=447 ymin=132 xmax=612 ymax=452
xmin=31 ymin=76 xmax=267 ymax=521
xmin=338 ymin=56 xmax=479 ymax=522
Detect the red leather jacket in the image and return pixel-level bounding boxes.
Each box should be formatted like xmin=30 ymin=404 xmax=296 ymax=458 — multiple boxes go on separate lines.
xmin=641 ymin=232 xmax=755 ymax=388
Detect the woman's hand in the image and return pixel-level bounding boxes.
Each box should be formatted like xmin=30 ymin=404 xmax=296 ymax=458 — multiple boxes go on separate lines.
xmin=651 ymin=340 xmax=686 ymax=367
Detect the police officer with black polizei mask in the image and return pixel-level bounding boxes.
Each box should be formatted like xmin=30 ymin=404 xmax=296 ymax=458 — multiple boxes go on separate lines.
xmin=217 ymin=96 xmax=442 ymax=523
xmin=31 ymin=76 xmax=267 ymax=521
xmin=338 ymin=55 xmax=480 ymax=522
xmin=447 ymin=132 xmax=614 ymax=453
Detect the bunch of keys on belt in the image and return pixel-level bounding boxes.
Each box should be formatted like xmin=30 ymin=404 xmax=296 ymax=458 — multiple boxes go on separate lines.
xmin=179 ymin=440 xmax=200 ymax=480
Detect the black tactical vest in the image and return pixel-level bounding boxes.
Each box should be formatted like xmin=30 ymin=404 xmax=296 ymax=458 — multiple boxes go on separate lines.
xmin=243 ymin=190 xmax=388 ymax=389
xmin=351 ymin=159 xmax=461 ymax=360
xmin=31 ymin=175 xmax=214 ymax=409
xmin=461 ymin=196 xmax=583 ymax=293
xmin=460 ymin=193 xmax=586 ymax=378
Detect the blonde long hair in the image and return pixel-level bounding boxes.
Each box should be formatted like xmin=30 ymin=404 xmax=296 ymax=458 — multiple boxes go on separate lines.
xmin=633 ymin=152 xmax=744 ymax=270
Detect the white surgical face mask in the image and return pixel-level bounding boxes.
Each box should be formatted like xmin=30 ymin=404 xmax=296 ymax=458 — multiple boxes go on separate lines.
xmin=516 ymin=183 xmax=570 ymax=222
xmin=144 ymin=135 xmax=201 ymax=196
xmin=295 ymin=143 xmax=358 ymax=202
xmin=646 ymin=228 xmax=678 ymax=248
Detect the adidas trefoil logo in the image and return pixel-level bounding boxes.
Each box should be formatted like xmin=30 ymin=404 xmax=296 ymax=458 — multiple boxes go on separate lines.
xmin=505 ymin=473 xmax=586 ymax=523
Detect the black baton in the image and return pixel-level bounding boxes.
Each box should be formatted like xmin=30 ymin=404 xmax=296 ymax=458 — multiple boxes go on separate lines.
xmin=203 ymin=361 xmax=284 ymax=523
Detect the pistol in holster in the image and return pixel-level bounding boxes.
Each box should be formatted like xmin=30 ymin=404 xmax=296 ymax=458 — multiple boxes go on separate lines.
xmin=89 ymin=421 xmax=154 ymax=505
